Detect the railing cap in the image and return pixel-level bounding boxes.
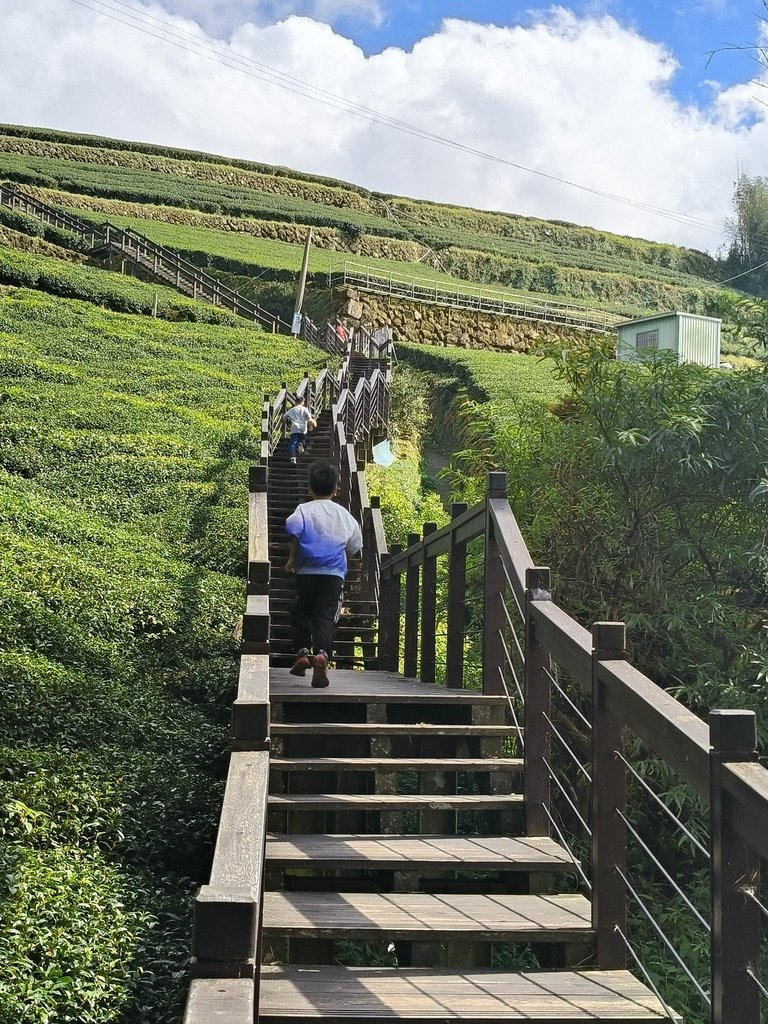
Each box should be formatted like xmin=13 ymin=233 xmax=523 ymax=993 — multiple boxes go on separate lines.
xmin=592 ymin=621 xmax=626 ymax=658
xmin=709 ymin=709 xmax=757 ymax=755
xmin=487 ymin=471 xmax=508 ymax=498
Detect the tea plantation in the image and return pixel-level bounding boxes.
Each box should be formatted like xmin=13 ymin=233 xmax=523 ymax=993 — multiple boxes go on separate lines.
xmin=0 ymin=122 xmax=753 ymax=1023
xmin=0 ymin=287 xmax=325 ymax=1023
xmin=0 ymin=123 xmax=735 ymax=317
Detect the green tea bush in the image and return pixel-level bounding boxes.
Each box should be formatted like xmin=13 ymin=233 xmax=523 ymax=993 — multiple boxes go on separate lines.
xmin=0 ymin=288 xmax=325 ymax=1022
xmin=0 ymin=245 xmax=244 ymax=324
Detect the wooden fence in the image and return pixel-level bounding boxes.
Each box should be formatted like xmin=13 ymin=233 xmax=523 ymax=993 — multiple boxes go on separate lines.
xmin=379 ymin=470 xmax=768 ymax=1024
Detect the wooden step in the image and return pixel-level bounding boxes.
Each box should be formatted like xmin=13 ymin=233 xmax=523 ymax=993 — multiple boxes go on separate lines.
xmin=259 ymin=966 xmax=676 ymax=1020
xmin=262 ymin=892 xmax=592 ymax=943
xmin=265 ymin=835 xmax=576 ymax=872
xmin=270 ymin=758 xmax=522 ymax=773
xmin=269 ymin=793 xmax=522 ymax=811
xmin=270 ymin=670 xmax=507 ymax=705
xmin=270 ymin=723 xmax=514 ymax=737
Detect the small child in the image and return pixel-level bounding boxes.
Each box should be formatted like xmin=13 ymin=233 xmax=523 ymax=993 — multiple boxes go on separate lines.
xmin=284 ymin=461 xmax=363 ymax=687
xmin=283 ymin=395 xmax=316 ymax=465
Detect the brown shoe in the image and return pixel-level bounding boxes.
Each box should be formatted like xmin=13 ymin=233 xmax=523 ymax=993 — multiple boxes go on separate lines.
xmin=290 ymin=649 xmax=311 ymax=677
xmin=311 ymin=651 xmax=330 ymax=688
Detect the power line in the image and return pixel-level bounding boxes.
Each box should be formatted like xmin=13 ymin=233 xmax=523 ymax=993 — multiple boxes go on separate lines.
xmin=63 ymin=0 xmax=732 ymax=238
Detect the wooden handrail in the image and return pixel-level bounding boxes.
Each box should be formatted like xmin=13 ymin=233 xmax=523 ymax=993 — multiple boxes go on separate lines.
xmin=378 ymin=469 xmax=768 ymax=1022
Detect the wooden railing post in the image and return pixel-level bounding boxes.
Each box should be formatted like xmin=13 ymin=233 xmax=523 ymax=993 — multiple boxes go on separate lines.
xmin=482 ymin=472 xmax=507 ymax=695
xmin=445 ymin=502 xmax=468 ymax=688
xmin=591 ymin=621 xmax=627 ymax=969
xmin=403 ymin=532 xmax=420 ymax=679
xmin=524 ymin=566 xmax=551 ymax=835
xmin=710 ymin=709 xmax=760 ymax=1024
xmin=378 ymin=544 xmax=402 ymax=672
xmin=419 ymin=523 xmax=438 ymax=684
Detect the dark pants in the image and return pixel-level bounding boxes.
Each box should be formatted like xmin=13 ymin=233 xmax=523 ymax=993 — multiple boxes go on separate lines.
xmin=292 ymin=574 xmax=344 ymax=658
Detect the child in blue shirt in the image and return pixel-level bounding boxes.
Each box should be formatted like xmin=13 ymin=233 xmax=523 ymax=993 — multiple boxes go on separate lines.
xmin=285 ymin=461 xmax=362 ymax=687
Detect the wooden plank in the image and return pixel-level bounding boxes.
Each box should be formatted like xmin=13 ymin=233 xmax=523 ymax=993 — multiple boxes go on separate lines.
xmin=183 ymin=978 xmax=254 ymax=1023
xmin=269 ymin=724 xmax=515 ymax=736
xmin=381 ymin=502 xmax=485 ymax=576
xmin=265 ymin=834 xmax=577 ymax=872
xmin=269 ymin=669 xmax=506 ymax=704
xmin=210 ymin=752 xmax=270 ymax=889
xmin=445 ymin=502 xmax=468 ymax=688
xmin=242 ymin=593 xmax=269 ymax=651
xmin=262 ymin=892 xmax=592 ymax=942
xmin=232 ymin=654 xmax=270 ymax=746
xmin=268 ymin=793 xmax=522 ymax=810
xmin=530 ymin=601 xmax=592 ymax=688
xmin=597 ymin=659 xmax=709 ymax=798
xmin=403 ymin=532 xmax=420 ymax=679
xmin=482 ymin=481 xmax=506 ymax=696
xmin=721 ymin=761 xmax=768 ymax=861
xmin=489 ymin=498 xmax=534 ymax=612
xmin=269 ymin=757 xmax=523 ymax=773
xmin=247 ymin=489 xmax=270 ymax=593
xmin=420 ymin=523 xmax=438 ymax=684
xmin=259 ymin=966 xmax=679 ymax=1020
xmin=192 ymin=751 xmax=269 ymax=967
xmin=524 ymin=568 xmax=552 ymax=836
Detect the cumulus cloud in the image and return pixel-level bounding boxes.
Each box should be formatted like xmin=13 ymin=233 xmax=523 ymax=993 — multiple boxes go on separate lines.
xmin=153 ymin=0 xmax=385 ymax=37
xmin=0 ymin=0 xmax=766 ymax=251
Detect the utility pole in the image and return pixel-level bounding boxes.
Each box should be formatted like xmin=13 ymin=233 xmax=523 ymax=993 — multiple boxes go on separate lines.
xmin=292 ymin=227 xmax=313 ymax=334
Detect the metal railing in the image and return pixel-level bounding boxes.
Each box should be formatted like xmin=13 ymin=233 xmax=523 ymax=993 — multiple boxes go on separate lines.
xmin=330 ymin=261 xmax=627 ymax=334
xmin=0 ymin=182 xmax=290 ymax=333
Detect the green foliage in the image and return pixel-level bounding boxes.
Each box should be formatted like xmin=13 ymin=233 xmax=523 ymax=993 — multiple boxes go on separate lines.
xmin=0 ymin=288 xmax=325 ymax=1022
xmin=0 ymin=122 xmax=736 ymax=316
xmin=0 ymin=204 xmax=88 ymax=253
xmin=724 ymin=172 xmax=768 ymax=296
xmin=496 ymin=351 xmax=768 ymax=711
xmin=0 ymin=151 xmax=398 ymax=236
xmin=366 ymin=366 xmax=448 ymax=545
xmin=0 ymin=124 xmax=371 ymax=196
xmin=0 ymin=246 xmax=243 ymax=324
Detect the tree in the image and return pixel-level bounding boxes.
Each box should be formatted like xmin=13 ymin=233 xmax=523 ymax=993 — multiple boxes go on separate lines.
xmin=724 ymin=174 xmax=768 ymax=296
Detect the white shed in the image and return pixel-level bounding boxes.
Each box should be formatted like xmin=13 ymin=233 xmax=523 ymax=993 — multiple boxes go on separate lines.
xmin=616 ymin=312 xmax=721 ymax=368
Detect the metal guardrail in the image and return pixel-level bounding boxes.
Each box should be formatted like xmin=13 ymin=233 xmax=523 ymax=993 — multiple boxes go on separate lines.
xmin=330 ymin=261 xmax=626 ymax=334
xmin=0 ymin=182 xmax=291 ymax=333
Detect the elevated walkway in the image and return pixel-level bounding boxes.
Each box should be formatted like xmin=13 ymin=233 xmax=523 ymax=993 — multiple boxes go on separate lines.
xmin=329 ymin=261 xmax=626 ymax=334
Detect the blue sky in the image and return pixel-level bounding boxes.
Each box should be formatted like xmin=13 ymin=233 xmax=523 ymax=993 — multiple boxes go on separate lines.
xmin=335 ymin=0 xmax=758 ymax=106
xmin=1 ymin=0 xmax=766 ymax=248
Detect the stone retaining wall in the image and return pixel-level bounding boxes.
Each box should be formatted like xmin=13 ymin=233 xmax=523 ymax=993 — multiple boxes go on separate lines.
xmin=334 ymin=287 xmax=600 ymax=352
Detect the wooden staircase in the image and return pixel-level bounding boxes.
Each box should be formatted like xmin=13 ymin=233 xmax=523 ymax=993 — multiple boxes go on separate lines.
xmin=267 ymin=362 xmax=380 ymax=670
xmin=258 ymin=671 xmax=674 ymax=1021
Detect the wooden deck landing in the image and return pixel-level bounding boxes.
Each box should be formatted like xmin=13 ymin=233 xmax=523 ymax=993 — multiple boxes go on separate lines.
xmin=270 ymin=668 xmax=507 ymax=704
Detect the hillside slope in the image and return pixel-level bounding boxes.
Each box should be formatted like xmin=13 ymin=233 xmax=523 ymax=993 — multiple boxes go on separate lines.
xmin=0 ymin=286 xmax=325 ymax=1023
xmin=0 ymin=123 xmax=735 ymax=323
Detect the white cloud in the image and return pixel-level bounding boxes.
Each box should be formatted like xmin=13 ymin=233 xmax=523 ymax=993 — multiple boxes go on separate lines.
xmin=152 ymin=0 xmax=385 ymax=37
xmin=0 ymin=1 xmax=766 ymax=251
